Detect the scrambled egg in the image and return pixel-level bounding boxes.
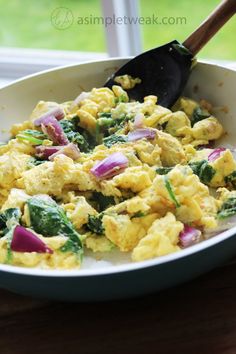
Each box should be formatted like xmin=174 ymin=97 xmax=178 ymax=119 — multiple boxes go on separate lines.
xmin=0 ymin=77 xmax=233 ymax=270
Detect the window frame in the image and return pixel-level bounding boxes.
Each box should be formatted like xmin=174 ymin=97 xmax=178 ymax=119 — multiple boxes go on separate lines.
xmin=101 ymin=0 xmax=142 ymax=57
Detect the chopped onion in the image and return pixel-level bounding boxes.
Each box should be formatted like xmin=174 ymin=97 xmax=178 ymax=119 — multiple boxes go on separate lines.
xmin=197 ymin=142 xmax=215 ymax=150
xmin=11 ymin=225 xmax=53 ymax=254
xmin=133 ymin=113 xmax=145 ymax=129
xmin=41 ymin=116 xmax=69 ymax=145
xmin=90 ymin=152 xmax=129 ymax=179
xmin=179 ymin=224 xmax=201 ymax=248
xmin=127 ymin=128 xmax=156 ymax=142
xmin=208 ymin=147 xmax=226 ymax=162
xmin=35 ymin=145 xmax=64 ymax=159
xmin=49 ymin=143 xmax=80 ymax=161
xmin=34 ymin=107 xmax=65 ymax=126
xmin=74 ymin=92 xmax=90 ymax=105
xmin=70 ymin=92 xmax=90 ymax=110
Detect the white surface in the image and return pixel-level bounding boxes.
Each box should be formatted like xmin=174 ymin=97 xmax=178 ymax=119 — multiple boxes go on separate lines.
xmin=0 ymin=47 xmax=107 ymax=82
xmin=101 ymin=0 xmax=142 ymax=56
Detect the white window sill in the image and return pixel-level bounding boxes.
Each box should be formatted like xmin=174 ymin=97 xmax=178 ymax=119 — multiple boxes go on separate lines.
xmin=0 ymin=47 xmax=107 ymax=84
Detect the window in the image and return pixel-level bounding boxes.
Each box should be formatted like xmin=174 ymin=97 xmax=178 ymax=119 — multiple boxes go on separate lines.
xmin=139 ymin=0 xmax=236 ymax=60
xmin=0 ymin=0 xmax=235 ymax=86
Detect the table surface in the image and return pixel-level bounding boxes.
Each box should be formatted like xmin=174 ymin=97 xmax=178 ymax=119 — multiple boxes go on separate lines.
xmin=1 ymin=260 xmax=236 ymax=354
xmin=1 ymin=61 xmax=236 ymax=354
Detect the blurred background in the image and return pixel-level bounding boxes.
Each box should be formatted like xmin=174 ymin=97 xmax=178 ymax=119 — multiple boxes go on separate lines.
xmin=0 ymin=0 xmax=235 ymax=85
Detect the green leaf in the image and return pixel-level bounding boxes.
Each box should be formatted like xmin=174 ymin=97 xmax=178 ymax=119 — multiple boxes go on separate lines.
xmin=164 ymin=176 xmax=180 ymax=208
xmin=156 ymin=167 xmax=173 ymax=175
xmin=172 ymin=43 xmax=192 ymax=56
xmin=191 ymin=107 xmax=211 ymax=126
xmin=98 ymin=112 xmax=112 ymax=118
xmin=5 ymin=227 xmax=15 ymax=264
xmin=0 ymin=208 xmax=21 ymax=236
xmin=103 ymin=134 xmax=127 ymax=148
xmin=188 ymin=160 xmax=215 ymax=184
xmin=115 ymin=94 xmax=128 ymax=104
xmin=27 ymin=156 xmax=47 ymax=168
xmin=218 ymin=198 xmax=236 ymax=219
xmin=92 ymin=192 xmax=115 ymax=212
xmin=225 ymin=171 xmax=236 ymax=187
xmin=27 ymin=196 xmax=83 ymax=255
xmin=97 ymin=117 xmax=114 ymax=128
xmin=87 ymin=214 xmax=104 ymax=235
xmin=60 ymin=117 xmax=94 ymax=152
xmin=95 ymin=117 xmax=116 ymax=143
xmin=131 ymin=211 xmax=145 ymax=219
xmin=0 ymin=210 xmax=21 ymax=263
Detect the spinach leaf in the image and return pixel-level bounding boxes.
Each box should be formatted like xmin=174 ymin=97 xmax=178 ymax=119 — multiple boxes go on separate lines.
xmin=156 ymin=167 xmax=173 ymax=175
xmin=225 ymin=171 xmax=236 ymax=188
xmin=99 ymin=112 xmax=112 ymax=118
xmin=0 ymin=208 xmax=21 ymax=236
xmin=60 ymin=238 xmax=80 ymax=254
xmin=97 ymin=113 xmax=130 ymax=137
xmin=115 ymin=94 xmax=128 ymax=104
xmin=27 ymin=196 xmax=83 ymax=255
xmin=27 ymin=156 xmax=47 ymax=168
xmin=191 ymin=107 xmax=211 ymax=126
xmin=103 ymin=134 xmax=127 ymax=148
xmin=188 ymin=160 xmax=215 ymax=184
xmin=97 ymin=117 xmax=114 ymax=129
xmin=5 ymin=228 xmax=15 ymax=264
xmin=0 ymin=209 xmax=21 ymax=262
xmin=164 ymin=176 xmax=180 ymax=208
xmin=218 ymin=198 xmax=236 ymax=219
xmin=131 ymin=211 xmax=146 ymax=219
xmin=95 ymin=117 xmax=116 ymax=143
xmin=92 ymin=192 xmax=115 ymax=212
xmin=60 ymin=117 xmax=93 ymax=152
xmin=172 ymin=43 xmax=192 ymax=56
xmin=87 ymin=214 xmax=104 ymax=235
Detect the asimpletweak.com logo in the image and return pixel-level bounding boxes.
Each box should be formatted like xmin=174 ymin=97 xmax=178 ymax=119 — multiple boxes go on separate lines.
xmin=51 ymin=7 xmax=187 ymax=30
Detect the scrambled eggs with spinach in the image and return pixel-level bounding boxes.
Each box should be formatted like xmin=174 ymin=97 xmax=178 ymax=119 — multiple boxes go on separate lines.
xmin=0 ymin=74 xmax=235 ymax=269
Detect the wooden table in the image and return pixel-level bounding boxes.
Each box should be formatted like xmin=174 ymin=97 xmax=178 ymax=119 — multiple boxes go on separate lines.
xmin=1 ymin=260 xmax=236 ymax=354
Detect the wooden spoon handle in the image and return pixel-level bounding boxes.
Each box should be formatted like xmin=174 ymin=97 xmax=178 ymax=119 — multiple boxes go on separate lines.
xmin=183 ymin=0 xmax=236 ymax=56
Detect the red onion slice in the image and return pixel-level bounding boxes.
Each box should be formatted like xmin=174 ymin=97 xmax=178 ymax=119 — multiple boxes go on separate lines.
xmin=69 ymin=92 xmax=90 ymax=111
xmin=74 ymin=92 xmax=90 ymax=105
xmin=11 ymin=225 xmax=53 ymax=254
xmin=208 ymin=147 xmax=226 ymax=162
xmin=41 ymin=116 xmax=69 ymax=145
xmin=133 ymin=113 xmax=144 ymax=129
xmin=35 ymin=145 xmax=64 ymax=159
xmin=34 ymin=107 xmax=65 ymax=126
xmin=90 ymin=152 xmax=129 ymax=179
xmin=127 ymin=128 xmax=156 ymax=142
xmin=179 ymin=224 xmax=201 ymax=248
xmin=49 ymin=143 xmax=80 ymax=161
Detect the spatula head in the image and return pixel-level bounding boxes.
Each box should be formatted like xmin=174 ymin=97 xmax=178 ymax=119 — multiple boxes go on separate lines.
xmin=105 ymin=40 xmax=193 ymax=108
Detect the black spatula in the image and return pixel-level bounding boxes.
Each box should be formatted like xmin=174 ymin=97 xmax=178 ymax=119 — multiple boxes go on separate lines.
xmin=104 ymin=0 xmax=236 ymax=108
